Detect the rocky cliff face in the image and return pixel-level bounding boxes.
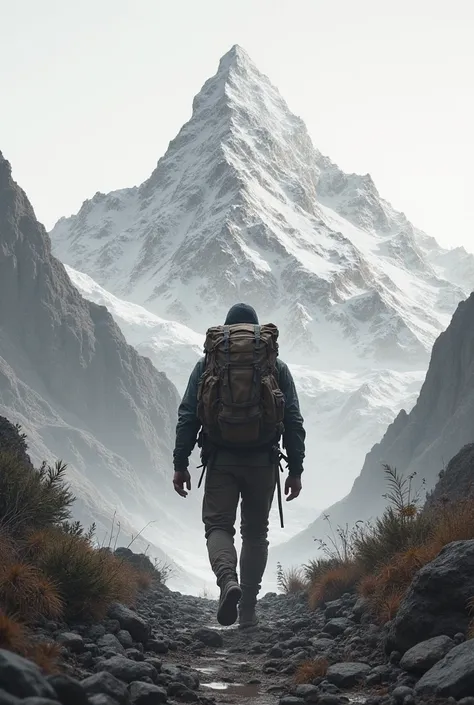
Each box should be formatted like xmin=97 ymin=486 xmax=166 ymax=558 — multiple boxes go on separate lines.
xmin=425 ymin=443 xmax=474 ymax=507
xmin=0 ymin=151 xmax=201 ymax=584
xmin=272 ymin=292 xmax=474 ymax=570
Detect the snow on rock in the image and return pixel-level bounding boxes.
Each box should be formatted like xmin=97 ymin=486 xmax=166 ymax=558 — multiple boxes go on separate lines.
xmin=66 ymin=266 xmax=203 ymax=392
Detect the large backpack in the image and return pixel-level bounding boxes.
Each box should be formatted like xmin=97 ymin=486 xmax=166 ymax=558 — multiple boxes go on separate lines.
xmin=197 ymin=323 xmax=285 ymax=449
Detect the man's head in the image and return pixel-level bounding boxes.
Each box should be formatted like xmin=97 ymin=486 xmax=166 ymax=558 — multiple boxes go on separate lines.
xmin=224 ymin=303 xmax=259 ymax=325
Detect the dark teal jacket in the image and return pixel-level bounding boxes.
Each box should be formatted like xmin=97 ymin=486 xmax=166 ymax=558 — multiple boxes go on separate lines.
xmin=172 ymin=358 xmax=306 ymax=476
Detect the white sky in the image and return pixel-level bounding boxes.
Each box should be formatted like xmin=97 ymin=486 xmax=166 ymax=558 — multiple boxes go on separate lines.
xmin=1 ymin=0 xmax=473 ymax=251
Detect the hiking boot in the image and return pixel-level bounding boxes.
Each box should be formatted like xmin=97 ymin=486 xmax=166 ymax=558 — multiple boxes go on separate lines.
xmin=238 ymin=604 xmax=259 ymax=630
xmin=217 ymin=580 xmax=242 ymax=627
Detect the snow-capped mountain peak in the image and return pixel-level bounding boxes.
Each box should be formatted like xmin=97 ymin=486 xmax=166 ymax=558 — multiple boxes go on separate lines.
xmin=50 ymin=46 xmax=474 ymax=369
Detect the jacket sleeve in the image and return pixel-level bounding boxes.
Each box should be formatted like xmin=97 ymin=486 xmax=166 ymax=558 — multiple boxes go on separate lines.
xmin=278 ymin=360 xmax=306 ymax=476
xmin=173 ymin=360 xmax=204 ymax=471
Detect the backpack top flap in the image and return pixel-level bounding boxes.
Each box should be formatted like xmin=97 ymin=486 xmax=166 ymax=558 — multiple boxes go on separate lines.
xmin=203 ymin=323 xmax=279 ymax=366
xmin=197 ymin=323 xmax=284 ymax=448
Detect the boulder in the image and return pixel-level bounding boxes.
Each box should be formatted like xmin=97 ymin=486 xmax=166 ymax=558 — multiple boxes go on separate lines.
xmin=80 ymin=672 xmax=130 ymax=704
xmin=160 ymin=665 xmax=199 ymax=690
xmin=46 ymin=675 xmax=89 ymax=705
xmin=0 ymin=650 xmax=57 ymax=699
xmin=326 ymin=662 xmax=371 ymax=688
xmin=386 ymin=540 xmax=474 ymax=653
xmin=94 ymin=657 xmax=157 ymax=684
xmin=192 ymin=628 xmax=223 ymax=648
xmin=129 ymin=681 xmax=167 ymax=704
xmin=400 ymin=635 xmax=455 ymax=673
xmin=0 ymin=690 xmax=20 ymax=705
xmin=294 ymin=684 xmax=320 ymax=702
xmin=324 ymin=600 xmax=344 ymax=619
xmin=56 ymin=633 xmax=84 ymax=654
xmin=97 ymin=634 xmax=127 ymax=656
xmin=88 ymin=696 xmax=120 ymax=705
xmin=107 ymin=604 xmax=151 ymax=644
xmin=415 ymin=640 xmax=474 ymax=699
xmin=324 ymin=618 xmax=354 ymax=637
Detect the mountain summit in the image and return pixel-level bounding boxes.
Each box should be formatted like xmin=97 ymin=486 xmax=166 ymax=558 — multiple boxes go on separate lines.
xmin=51 ymin=47 xmax=473 ymax=368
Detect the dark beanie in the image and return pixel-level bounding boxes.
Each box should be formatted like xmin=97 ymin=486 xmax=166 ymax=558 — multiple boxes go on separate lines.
xmin=224 ymin=303 xmax=259 ymax=325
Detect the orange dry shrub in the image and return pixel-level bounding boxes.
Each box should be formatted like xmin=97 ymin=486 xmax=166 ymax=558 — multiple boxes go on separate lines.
xmin=26 ymin=641 xmax=61 ymax=674
xmin=359 ymin=544 xmax=440 ymax=623
xmin=358 ymin=573 xmax=379 ymax=598
xmin=294 ymin=658 xmax=329 ymax=684
xmin=429 ymin=498 xmax=474 ymax=548
xmin=0 ymin=612 xmax=27 ymax=652
xmin=371 ymin=588 xmax=405 ymax=623
xmin=0 ymin=562 xmax=64 ymax=621
xmin=134 ymin=569 xmax=153 ymax=590
xmin=308 ymin=562 xmax=362 ymax=609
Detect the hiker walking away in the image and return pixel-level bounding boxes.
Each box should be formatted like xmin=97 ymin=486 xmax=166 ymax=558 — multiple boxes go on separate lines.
xmin=172 ymin=303 xmax=306 ymax=628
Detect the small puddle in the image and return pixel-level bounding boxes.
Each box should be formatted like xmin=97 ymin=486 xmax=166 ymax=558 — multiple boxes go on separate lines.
xmin=202 ymin=682 xmax=261 ymax=697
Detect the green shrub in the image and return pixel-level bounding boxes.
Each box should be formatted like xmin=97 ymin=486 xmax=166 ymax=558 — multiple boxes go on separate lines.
xmin=0 ymin=453 xmax=74 ymax=538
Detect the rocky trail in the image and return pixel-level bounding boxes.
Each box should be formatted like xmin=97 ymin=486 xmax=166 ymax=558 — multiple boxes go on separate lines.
xmin=4 ymin=560 xmax=473 ymax=705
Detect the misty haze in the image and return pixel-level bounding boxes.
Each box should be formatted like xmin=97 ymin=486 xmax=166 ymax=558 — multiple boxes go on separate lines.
xmin=1 ymin=3 xmax=474 ymax=703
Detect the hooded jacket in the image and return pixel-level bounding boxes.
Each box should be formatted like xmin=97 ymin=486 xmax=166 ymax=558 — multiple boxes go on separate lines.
xmin=172 ymin=304 xmax=306 ymax=476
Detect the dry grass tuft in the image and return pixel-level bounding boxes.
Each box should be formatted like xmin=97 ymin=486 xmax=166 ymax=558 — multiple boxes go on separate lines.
xmin=308 ymin=561 xmax=362 ymax=609
xmin=358 ymin=544 xmax=441 ymax=622
xmin=37 ymin=533 xmax=141 ymax=620
xmin=134 ymin=569 xmax=154 ymax=590
xmin=0 ymin=612 xmax=27 ymax=652
xmin=276 ymin=564 xmax=307 ymax=595
xmin=429 ymin=498 xmax=474 ymax=547
xmin=371 ymin=588 xmax=406 ymax=623
xmin=0 ymin=562 xmax=64 ymax=621
xmin=27 ymin=641 xmax=62 ymax=674
xmin=358 ymin=573 xmax=379 ymax=597
xmin=294 ymin=658 xmax=329 ymax=684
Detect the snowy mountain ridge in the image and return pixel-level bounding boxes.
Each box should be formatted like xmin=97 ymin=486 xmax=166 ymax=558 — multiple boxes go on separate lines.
xmin=51 ymin=45 xmax=473 ymax=370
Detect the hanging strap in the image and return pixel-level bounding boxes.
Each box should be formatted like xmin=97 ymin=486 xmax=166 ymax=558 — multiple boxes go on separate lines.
xmin=276 ymin=461 xmax=284 ymax=529
xmin=197 ymin=443 xmax=217 ymax=489
xmin=197 ymin=463 xmax=206 ymax=489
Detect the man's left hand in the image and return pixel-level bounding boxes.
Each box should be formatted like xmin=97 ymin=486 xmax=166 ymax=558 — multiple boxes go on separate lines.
xmin=285 ymin=475 xmax=302 ymax=501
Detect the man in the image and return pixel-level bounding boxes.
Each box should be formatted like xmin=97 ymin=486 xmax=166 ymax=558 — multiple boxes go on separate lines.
xmin=172 ymin=303 xmax=306 ymax=628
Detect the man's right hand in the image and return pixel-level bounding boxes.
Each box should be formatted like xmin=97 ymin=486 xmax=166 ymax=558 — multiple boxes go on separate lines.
xmin=173 ymin=469 xmax=191 ymax=498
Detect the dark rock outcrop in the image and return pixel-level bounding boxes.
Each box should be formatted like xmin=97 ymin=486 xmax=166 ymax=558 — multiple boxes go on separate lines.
xmin=425 ymin=443 xmax=474 ymax=507
xmin=386 ymin=540 xmax=474 ymax=653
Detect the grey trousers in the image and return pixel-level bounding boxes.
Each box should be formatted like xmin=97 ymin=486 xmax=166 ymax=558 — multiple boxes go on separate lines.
xmin=202 ymin=459 xmax=276 ymax=607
